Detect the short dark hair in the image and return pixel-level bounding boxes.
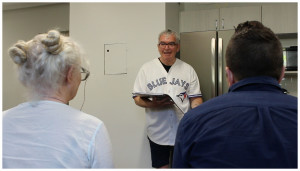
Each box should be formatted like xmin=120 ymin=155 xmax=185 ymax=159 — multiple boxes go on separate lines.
xmin=225 ymin=21 xmax=283 ymax=81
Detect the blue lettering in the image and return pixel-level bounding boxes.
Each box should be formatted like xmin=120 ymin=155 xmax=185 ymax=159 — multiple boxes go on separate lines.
xmin=156 ymin=79 xmax=161 ymax=86
xmin=174 ymin=79 xmax=180 ymax=86
xmin=169 ymin=78 xmax=175 ymax=85
xmin=147 ymin=77 xmax=168 ymax=91
xmin=151 ymin=81 xmax=157 ymax=88
xmin=162 ymin=77 xmax=167 ymax=85
xmin=147 ymin=83 xmax=153 ymax=91
xmin=181 ymin=80 xmax=186 ymax=87
xmin=184 ymin=83 xmax=189 ymax=90
xmin=159 ymin=77 xmax=166 ymax=85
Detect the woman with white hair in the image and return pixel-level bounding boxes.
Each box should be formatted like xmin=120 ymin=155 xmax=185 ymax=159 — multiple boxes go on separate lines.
xmin=3 ymin=30 xmax=113 ymax=168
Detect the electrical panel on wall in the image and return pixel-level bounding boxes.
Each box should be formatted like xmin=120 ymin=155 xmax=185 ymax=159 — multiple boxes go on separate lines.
xmin=104 ymin=43 xmax=127 ymax=75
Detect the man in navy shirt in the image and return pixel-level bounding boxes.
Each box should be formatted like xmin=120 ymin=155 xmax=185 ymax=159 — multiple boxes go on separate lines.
xmin=173 ymin=21 xmax=297 ymax=168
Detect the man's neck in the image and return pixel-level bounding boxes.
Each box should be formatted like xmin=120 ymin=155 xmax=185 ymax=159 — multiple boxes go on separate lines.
xmin=159 ymin=57 xmax=176 ymax=66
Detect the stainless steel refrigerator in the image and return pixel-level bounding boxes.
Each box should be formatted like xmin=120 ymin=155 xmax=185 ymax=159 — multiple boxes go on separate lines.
xmin=180 ymin=30 xmax=235 ymax=102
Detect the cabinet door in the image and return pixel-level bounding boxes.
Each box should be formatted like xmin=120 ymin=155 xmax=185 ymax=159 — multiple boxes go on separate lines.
xmin=206 ymin=9 xmax=220 ymax=31
xmin=180 ymin=11 xmax=204 ymax=32
xmin=262 ymin=3 xmax=297 ymax=34
xmin=180 ymin=9 xmax=219 ymax=32
xmin=220 ymin=6 xmax=262 ymax=30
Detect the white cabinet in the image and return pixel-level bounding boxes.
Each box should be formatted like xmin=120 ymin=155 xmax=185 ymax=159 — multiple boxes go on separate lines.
xmin=180 ymin=9 xmax=219 ymax=32
xmin=179 ymin=4 xmax=297 ymax=33
xmin=180 ymin=11 xmax=202 ymax=32
xmin=180 ymin=6 xmax=261 ymax=32
xmin=262 ymin=3 xmax=297 ymax=34
xmin=206 ymin=9 xmax=220 ymax=31
xmin=219 ymin=6 xmax=262 ymax=30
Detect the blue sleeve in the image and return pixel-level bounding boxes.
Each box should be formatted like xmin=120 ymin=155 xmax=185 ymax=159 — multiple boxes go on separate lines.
xmin=172 ymin=117 xmax=189 ymax=168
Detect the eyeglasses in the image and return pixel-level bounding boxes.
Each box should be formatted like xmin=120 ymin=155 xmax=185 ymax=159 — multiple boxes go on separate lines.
xmin=81 ymin=67 xmax=90 ymax=81
xmin=158 ymin=42 xmax=178 ymax=48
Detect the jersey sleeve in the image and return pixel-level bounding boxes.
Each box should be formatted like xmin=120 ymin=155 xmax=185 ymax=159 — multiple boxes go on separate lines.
xmin=89 ymin=122 xmax=114 ymax=168
xmin=187 ymin=67 xmax=202 ymax=98
xmin=132 ymin=66 xmax=147 ymax=97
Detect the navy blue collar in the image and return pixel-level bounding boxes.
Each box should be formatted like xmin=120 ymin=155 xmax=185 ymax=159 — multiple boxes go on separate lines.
xmin=229 ymin=76 xmax=283 ymax=93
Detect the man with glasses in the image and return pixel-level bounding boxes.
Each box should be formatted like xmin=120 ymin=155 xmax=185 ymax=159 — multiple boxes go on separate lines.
xmin=133 ymin=29 xmax=203 ymax=168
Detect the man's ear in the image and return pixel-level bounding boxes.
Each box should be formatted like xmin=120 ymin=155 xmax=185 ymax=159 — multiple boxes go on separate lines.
xmin=225 ymin=67 xmax=235 ymax=87
xmin=176 ymin=44 xmax=180 ymax=52
xmin=278 ymin=66 xmax=285 ymax=83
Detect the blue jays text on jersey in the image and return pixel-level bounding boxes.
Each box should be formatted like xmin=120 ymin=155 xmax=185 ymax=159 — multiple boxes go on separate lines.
xmin=147 ymin=77 xmax=189 ymax=91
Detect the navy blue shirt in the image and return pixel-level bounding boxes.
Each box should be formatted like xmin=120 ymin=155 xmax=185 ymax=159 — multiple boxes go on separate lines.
xmin=173 ymin=76 xmax=297 ymax=168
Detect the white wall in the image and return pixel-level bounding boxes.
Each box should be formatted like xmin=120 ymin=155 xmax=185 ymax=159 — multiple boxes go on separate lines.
xmin=3 ymin=3 xmax=70 ymax=110
xmin=166 ymin=3 xmax=180 ymax=33
xmin=69 ymin=3 xmax=166 ymax=168
xmin=3 ymin=2 xmax=178 ymax=168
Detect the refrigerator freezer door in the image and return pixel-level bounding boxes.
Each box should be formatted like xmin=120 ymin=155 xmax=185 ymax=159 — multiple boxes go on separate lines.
xmin=180 ymin=31 xmax=217 ymax=102
xmin=218 ymin=38 xmax=223 ymax=95
xmin=218 ymin=30 xmax=235 ymax=95
xmin=211 ymin=38 xmax=216 ymax=98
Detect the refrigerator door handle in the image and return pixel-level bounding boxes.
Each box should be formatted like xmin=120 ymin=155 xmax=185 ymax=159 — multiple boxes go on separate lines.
xmin=211 ymin=38 xmax=216 ymax=98
xmin=218 ymin=38 xmax=223 ymax=95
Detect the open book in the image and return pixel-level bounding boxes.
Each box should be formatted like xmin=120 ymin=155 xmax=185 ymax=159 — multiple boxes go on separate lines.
xmin=133 ymin=92 xmax=185 ymax=114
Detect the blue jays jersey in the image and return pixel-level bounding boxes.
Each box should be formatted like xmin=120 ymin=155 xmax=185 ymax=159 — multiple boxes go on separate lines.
xmin=133 ymin=58 xmax=202 ymax=145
